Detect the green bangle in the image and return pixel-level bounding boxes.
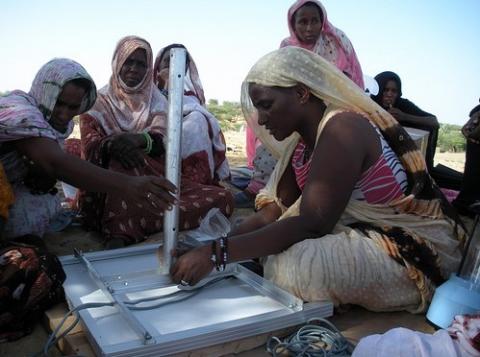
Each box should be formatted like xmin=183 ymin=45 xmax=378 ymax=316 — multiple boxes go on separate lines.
xmin=143 ymin=132 xmax=153 ymax=154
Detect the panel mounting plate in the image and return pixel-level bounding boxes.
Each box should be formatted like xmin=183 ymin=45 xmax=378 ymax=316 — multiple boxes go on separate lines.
xmin=61 ymin=243 xmax=333 ymax=356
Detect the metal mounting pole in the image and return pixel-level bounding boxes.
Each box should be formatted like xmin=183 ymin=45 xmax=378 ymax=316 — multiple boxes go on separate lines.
xmin=162 ymin=48 xmax=186 ymax=274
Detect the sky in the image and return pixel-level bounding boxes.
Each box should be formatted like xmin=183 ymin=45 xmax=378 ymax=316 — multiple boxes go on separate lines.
xmin=1 ymin=0 xmax=479 ymax=125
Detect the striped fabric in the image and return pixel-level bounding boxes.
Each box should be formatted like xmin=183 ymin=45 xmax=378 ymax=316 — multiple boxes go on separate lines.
xmin=352 ymin=131 xmax=407 ymax=204
xmin=291 ymin=133 xmax=408 ymax=205
xmin=291 ymin=140 xmax=312 ymax=190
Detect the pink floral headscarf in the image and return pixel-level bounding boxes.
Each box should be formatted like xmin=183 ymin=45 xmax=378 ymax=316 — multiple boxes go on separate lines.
xmin=0 ymin=58 xmax=96 ymax=143
xmin=280 ymin=0 xmax=364 ymax=88
xmin=88 ymin=36 xmax=168 ymax=135
xmin=154 ymin=44 xmax=206 ymax=106
xmin=0 ymin=58 xmax=96 ymax=182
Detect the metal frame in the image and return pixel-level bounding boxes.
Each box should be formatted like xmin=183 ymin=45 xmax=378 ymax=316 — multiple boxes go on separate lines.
xmin=61 ymin=244 xmax=333 ymax=356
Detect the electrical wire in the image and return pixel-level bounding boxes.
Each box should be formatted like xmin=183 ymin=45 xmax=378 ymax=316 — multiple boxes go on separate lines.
xmin=34 ymin=277 xmax=228 ymax=356
xmin=32 ymin=302 xmax=115 ymax=357
xmin=123 ymin=276 xmax=227 ymax=308
xmin=266 ymin=317 xmax=354 ymax=357
xmin=127 ymin=289 xmax=201 ymax=310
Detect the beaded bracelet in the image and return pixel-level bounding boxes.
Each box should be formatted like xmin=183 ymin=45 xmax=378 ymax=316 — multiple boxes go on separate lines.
xmin=210 ymin=236 xmax=228 ymax=272
xmin=142 ymin=132 xmax=153 ymax=154
xmin=220 ymin=236 xmax=228 ymax=271
xmin=210 ymin=240 xmax=217 ymax=268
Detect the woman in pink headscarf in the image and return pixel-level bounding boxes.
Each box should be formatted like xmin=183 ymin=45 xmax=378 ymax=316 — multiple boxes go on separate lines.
xmin=0 ymin=57 xmax=176 ymax=239
xmin=280 ymin=0 xmax=364 ymax=88
xmin=79 ymin=36 xmax=233 ymax=248
xmin=240 ymin=0 xmax=365 ymax=208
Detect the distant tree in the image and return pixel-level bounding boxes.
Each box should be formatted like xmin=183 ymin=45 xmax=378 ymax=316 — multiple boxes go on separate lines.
xmin=437 ymin=123 xmax=466 ymax=152
xmin=207 ymin=100 xmax=243 ymax=131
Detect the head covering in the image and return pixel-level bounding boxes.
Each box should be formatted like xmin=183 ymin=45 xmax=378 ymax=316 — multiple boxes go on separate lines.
xmin=371 ymin=71 xmax=402 ymax=108
xmin=88 ymin=36 xmax=168 ymax=135
xmin=0 ymin=58 xmax=97 ymax=143
xmin=280 ymin=0 xmax=364 ymax=88
xmin=154 ymin=44 xmax=206 ymax=106
xmin=372 ymin=71 xmax=435 ymax=119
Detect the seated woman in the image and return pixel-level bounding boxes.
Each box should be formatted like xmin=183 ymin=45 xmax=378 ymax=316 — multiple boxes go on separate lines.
xmin=371 ymin=71 xmax=463 ymax=191
xmin=153 ymin=43 xmax=230 ymax=185
xmin=452 ymin=101 xmax=480 ymax=216
xmin=280 ymin=0 xmax=364 ymax=87
xmin=239 ymin=0 xmax=365 ymax=207
xmin=0 ymin=58 xmax=175 ymax=239
xmin=80 ymin=36 xmax=233 ymax=248
xmin=171 ymin=47 xmax=465 ymax=313
xmin=371 ymin=73 xmax=434 ymax=159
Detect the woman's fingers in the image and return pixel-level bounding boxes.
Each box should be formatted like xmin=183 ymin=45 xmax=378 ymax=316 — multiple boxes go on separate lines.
xmin=169 ymin=247 xmax=213 ymax=286
xmin=170 ymin=258 xmax=183 ymax=283
xmin=128 ymin=150 xmax=145 ymax=168
xmin=151 ymin=176 xmax=177 ymax=193
xmin=149 ymin=187 xmax=176 ymax=207
xmin=115 ymin=147 xmax=145 ymax=169
xmin=119 ymin=156 xmax=134 ymax=169
xmin=144 ymin=192 xmax=170 ymax=211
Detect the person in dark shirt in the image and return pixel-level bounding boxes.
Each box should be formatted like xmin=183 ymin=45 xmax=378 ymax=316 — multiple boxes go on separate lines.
xmin=371 ymin=71 xmax=462 ymax=190
xmin=371 ymin=71 xmax=438 ymax=170
xmin=452 ymin=102 xmax=480 ymax=216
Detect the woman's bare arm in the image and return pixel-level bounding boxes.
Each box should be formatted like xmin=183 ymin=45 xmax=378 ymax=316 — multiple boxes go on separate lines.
xmin=171 ymin=113 xmax=381 ymax=284
xmin=14 ymin=137 xmax=176 ymax=211
xmin=228 ymin=202 xmax=282 ymax=236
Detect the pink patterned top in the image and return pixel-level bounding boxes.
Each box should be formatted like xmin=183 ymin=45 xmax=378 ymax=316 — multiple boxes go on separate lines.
xmin=291 ymin=135 xmax=408 ymax=205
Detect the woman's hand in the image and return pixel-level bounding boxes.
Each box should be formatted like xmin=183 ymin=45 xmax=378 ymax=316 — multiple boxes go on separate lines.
xmin=124 ymin=175 xmax=177 ymax=214
xmin=170 ymin=244 xmax=214 ymax=286
xmin=387 ymin=107 xmax=407 ymax=122
xmin=109 ymin=133 xmax=146 ymax=169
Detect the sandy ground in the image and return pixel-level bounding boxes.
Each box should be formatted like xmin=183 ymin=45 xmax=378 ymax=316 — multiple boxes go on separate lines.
xmin=434 ymin=152 xmax=465 ymax=173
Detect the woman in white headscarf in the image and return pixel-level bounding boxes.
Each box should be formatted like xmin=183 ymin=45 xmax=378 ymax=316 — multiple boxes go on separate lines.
xmin=80 ymin=36 xmax=233 ymax=248
xmin=154 ymin=43 xmax=230 ymax=185
xmin=171 ymin=47 xmax=464 ymax=313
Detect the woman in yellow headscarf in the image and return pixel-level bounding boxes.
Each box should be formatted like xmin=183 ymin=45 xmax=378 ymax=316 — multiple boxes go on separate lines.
xmin=171 ymin=47 xmax=464 ymax=313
